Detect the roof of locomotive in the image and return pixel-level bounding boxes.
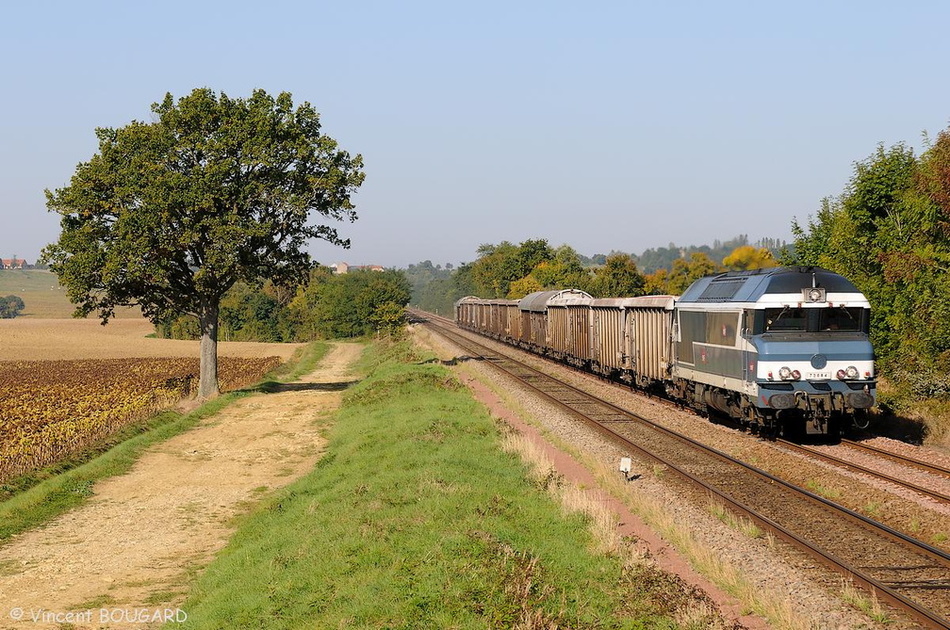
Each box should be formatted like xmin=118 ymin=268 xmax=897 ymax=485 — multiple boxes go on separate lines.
xmin=519 ymin=289 xmax=593 ymax=312
xmin=678 ymin=266 xmax=863 ymax=304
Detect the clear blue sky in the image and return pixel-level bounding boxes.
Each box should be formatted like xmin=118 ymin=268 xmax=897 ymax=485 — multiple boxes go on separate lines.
xmin=2 ymin=0 xmax=948 ymax=269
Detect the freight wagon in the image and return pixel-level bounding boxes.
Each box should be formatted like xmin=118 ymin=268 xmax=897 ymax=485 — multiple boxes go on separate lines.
xmin=456 ymin=267 xmax=876 ymax=438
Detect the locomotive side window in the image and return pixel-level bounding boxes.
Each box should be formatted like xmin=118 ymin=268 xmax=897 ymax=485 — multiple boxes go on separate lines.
xmin=705 ymin=311 xmax=740 ymax=346
xmin=677 ymin=311 xmax=705 ymax=364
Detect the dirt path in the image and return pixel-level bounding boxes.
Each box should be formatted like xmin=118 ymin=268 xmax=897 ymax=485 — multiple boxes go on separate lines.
xmin=0 ymin=342 xmax=362 ymax=630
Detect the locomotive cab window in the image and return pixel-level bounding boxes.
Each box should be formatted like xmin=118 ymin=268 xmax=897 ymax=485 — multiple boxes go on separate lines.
xmin=764 ymin=307 xmax=807 ymax=332
xmin=819 ymin=306 xmax=864 ymax=332
xmin=763 ymin=306 xmax=869 ymax=334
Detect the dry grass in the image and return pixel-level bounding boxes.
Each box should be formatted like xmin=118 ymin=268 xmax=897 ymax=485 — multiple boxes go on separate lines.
xmin=478 ymin=371 xmax=818 ymax=630
xmin=0 ymin=318 xmax=301 ymax=361
xmin=501 ymin=431 xmax=623 ymax=556
xmin=875 ymin=376 xmax=950 ymax=447
xmin=708 ymin=500 xmax=765 ymax=540
xmin=499 ymin=431 xmax=740 ymax=629
xmin=840 ymin=580 xmax=892 ymax=624
xmin=590 ymin=461 xmax=811 ymax=630
xmin=904 ymin=399 xmax=950 ymax=448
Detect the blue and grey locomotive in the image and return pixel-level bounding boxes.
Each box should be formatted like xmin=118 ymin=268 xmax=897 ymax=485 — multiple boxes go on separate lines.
xmin=669 ymin=267 xmax=875 ymax=437
xmin=455 ymin=266 xmax=875 ymax=439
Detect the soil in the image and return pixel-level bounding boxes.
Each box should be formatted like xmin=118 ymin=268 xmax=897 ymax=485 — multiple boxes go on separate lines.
xmin=0 ymin=342 xmax=361 ymax=630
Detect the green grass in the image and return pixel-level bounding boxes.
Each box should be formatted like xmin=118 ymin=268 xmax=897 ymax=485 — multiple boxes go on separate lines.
xmin=804 ymin=479 xmax=842 ymax=502
xmin=0 ymin=269 xmax=145 ymax=318
xmin=0 ymin=342 xmax=328 ymax=542
xmin=0 ymin=269 xmax=70 ymax=317
xmin=173 ymin=341 xmax=678 ymax=629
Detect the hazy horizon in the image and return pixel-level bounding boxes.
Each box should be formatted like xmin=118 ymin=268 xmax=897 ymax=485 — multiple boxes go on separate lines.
xmin=3 ymin=1 xmax=948 ymax=269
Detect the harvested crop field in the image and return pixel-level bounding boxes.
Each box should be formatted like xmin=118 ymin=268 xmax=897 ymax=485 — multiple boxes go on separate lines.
xmin=0 ymin=318 xmax=302 ymax=361
xmin=0 ymin=317 xmax=301 ymax=483
xmin=0 ymin=355 xmax=283 ymax=483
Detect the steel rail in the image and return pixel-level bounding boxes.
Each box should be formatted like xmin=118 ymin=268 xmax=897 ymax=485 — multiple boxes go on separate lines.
xmin=416 ymin=312 xmax=950 ymax=629
xmin=842 ymin=439 xmax=950 ymax=479
xmin=425 ymin=310 xmax=950 ymax=506
xmin=779 ymin=439 xmax=950 ymax=506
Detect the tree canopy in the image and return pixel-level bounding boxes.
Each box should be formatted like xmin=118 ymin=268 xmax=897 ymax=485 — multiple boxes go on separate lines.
xmin=722 ymin=245 xmax=776 ymax=270
xmin=405 ymin=235 xmax=787 ymax=312
xmin=785 ymin=129 xmax=950 ymax=378
xmin=0 ymin=295 xmax=25 ymax=319
xmin=307 ymin=269 xmax=411 ymax=338
xmin=43 ymin=88 xmax=364 ymax=398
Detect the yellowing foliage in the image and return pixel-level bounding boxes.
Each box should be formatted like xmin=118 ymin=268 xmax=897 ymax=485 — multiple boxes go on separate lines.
xmin=0 ymin=356 xmax=281 ymax=482
xmin=722 ymin=245 xmax=776 ymax=270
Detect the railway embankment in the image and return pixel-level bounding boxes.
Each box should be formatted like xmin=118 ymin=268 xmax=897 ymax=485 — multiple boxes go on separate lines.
xmin=174 ymin=339 xmax=730 ymax=629
xmin=413 ymin=319 xmax=920 ymax=629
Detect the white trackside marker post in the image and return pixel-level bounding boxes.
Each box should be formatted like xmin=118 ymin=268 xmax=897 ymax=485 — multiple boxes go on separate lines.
xmin=619 ymin=457 xmax=632 ymax=481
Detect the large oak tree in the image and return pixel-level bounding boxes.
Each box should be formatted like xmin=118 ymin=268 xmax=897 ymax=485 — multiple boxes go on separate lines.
xmin=44 ymin=88 xmax=364 ymax=399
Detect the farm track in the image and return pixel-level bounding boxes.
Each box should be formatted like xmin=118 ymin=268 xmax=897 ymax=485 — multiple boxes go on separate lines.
xmin=0 ymin=343 xmax=360 ymax=626
xmin=414 ymin=311 xmax=950 ymax=629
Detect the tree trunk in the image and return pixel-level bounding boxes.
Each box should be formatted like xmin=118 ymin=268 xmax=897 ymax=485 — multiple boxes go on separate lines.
xmin=197 ymin=301 xmax=220 ymax=400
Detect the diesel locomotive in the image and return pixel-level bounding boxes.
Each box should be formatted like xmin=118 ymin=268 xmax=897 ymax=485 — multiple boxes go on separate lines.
xmin=456 ymin=267 xmax=876 ymax=438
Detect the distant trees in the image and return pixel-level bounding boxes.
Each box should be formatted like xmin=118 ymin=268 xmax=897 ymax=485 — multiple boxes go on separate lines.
xmin=405 ymin=234 xmax=788 ymax=312
xmin=403 ymin=261 xmax=462 ymax=316
xmin=645 ymin=252 xmax=720 ymax=295
xmin=507 ymin=245 xmax=591 ymax=298
xmin=0 ymin=295 xmax=25 ymax=318
xmin=443 ymin=239 xmax=649 ymax=300
xmin=636 ymin=235 xmax=784 ymax=274
xmin=159 ymin=267 xmax=411 ymax=342
xmin=469 ymin=240 xmax=554 ymax=298
xmin=722 ymin=245 xmax=777 ymax=270
xmin=588 ymin=253 xmax=645 ymax=298
xmin=308 ymin=270 xmax=411 ymax=338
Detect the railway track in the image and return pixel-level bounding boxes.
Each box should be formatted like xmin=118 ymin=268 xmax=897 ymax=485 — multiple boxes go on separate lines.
xmin=414 ymin=311 xmax=950 ymax=629
xmin=841 ymin=439 xmax=950 ymax=479
xmin=778 ymin=440 xmax=950 ymax=506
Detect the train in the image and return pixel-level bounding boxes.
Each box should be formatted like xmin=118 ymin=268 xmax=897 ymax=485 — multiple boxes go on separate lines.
xmin=455 ymin=266 xmax=876 ymax=439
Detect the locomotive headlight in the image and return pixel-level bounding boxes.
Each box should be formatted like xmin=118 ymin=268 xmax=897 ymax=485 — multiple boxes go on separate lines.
xmin=778 ymin=366 xmax=792 ymax=380
xmin=837 ymin=366 xmax=861 ymax=380
xmin=791 ymin=369 xmax=801 ymax=380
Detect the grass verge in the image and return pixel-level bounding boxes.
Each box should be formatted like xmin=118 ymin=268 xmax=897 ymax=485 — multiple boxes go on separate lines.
xmin=0 ymin=342 xmax=328 ymax=542
xmin=173 ymin=340 xmax=687 ymax=629
xmin=443 ymin=354 xmax=817 ymax=630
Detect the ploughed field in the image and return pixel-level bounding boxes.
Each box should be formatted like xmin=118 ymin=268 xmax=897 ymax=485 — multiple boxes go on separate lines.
xmin=0 ymin=318 xmax=299 ymax=483
xmin=0 ymin=356 xmax=281 ymax=482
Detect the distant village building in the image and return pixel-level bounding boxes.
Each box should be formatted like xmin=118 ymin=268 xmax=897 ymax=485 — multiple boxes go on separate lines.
xmin=329 ymin=262 xmax=385 ymax=274
xmin=0 ymin=257 xmax=28 ymax=270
